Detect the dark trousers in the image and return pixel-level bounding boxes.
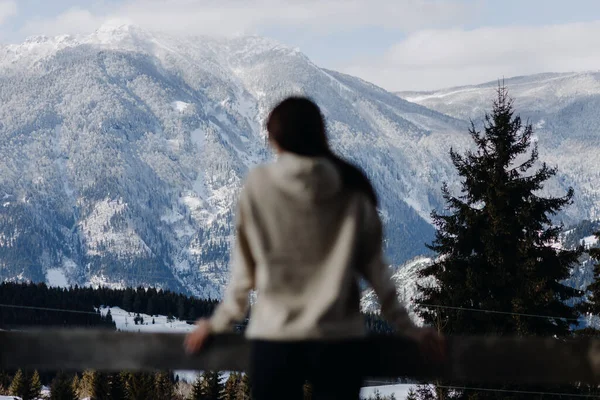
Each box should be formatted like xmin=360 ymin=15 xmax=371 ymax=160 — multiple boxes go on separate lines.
xmin=249 ymin=339 xmax=365 ymax=400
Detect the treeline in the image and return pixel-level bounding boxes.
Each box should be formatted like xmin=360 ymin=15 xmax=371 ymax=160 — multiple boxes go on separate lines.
xmin=0 ymin=369 xmax=285 ymax=400
xmin=0 ymin=282 xmax=115 ymax=329
xmin=0 ymin=281 xmax=393 ymax=334
xmin=0 ymin=282 xmax=219 ymax=329
xmin=1 ymin=368 xmax=401 ymax=400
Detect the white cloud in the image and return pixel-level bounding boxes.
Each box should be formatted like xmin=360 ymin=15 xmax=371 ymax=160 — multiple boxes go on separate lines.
xmin=17 ymin=0 xmax=475 ymax=39
xmin=0 ymin=0 xmax=17 ymax=25
xmin=20 ymin=8 xmax=106 ymax=37
xmin=343 ymin=21 xmax=600 ymax=91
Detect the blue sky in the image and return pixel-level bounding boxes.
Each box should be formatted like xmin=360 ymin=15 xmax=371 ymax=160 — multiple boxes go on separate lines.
xmin=2 ymin=0 xmax=600 ymax=90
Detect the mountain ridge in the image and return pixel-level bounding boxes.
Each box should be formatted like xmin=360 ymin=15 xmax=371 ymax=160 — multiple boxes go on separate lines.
xmin=0 ymin=24 xmax=468 ymax=295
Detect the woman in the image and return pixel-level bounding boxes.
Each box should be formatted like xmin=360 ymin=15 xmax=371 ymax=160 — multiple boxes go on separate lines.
xmin=185 ymin=97 xmax=444 ymax=399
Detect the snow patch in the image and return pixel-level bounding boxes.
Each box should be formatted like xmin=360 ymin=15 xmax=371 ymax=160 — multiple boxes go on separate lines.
xmin=172 ymin=101 xmax=191 ymax=112
xmin=100 ymin=306 xmax=194 ymax=332
xmin=583 ymin=235 xmax=599 ymax=248
xmin=79 ymin=198 xmax=151 ymax=258
xmin=45 ymin=268 xmax=69 ymax=288
xmin=161 ymin=208 xmax=184 ymax=223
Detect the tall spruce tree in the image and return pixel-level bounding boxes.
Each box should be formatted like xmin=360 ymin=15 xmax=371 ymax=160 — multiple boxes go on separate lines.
xmin=51 ymin=372 xmax=77 ymax=400
xmin=416 ymin=86 xmax=583 ymax=399
xmin=418 ymin=86 xmax=582 ymax=336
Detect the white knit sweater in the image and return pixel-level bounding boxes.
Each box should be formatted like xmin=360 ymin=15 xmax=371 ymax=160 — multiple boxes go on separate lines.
xmin=210 ymin=152 xmax=416 ymax=340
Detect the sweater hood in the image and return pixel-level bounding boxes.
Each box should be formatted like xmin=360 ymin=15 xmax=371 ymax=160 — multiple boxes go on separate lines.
xmin=268 ymin=152 xmax=343 ymax=203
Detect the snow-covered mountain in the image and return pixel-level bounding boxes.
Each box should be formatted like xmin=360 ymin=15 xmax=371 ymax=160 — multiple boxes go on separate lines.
xmin=0 ymin=24 xmax=470 ymax=296
xmin=398 ymin=72 xmax=600 ymax=222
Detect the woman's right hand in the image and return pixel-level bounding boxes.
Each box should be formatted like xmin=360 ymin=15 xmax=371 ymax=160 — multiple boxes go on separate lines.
xmin=406 ymin=327 xmax=446 ymax=364
xmin=184 ymin=319 xmax=212 ymax=355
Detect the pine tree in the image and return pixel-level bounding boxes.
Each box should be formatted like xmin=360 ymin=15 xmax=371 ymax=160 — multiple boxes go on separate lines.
xmin=370 ymin=389 xmax=383 ymax=400
xmin=406 ymin=388 xmax=418 ymax=400
xmin=123 ymin=289 xmax=133 ymax=310
xmin=79 ymin=370 xmax=95 ymax=399
xmin=154 ymin=371 xmax=174 ymax=399
xmin=201 ymin=371 xmax=222 ymax=400
xmin=28 ymin=370 xmax=42 ymax=400
xmin=124 ymin=372 xmax=154 ymax=400
xmin=235 ymin=374 xmax=252 ymax=400
xmin=177 ymin=298 xmax=186 ymax=321
xmin=220 ymin=373 xmax=239 ymax=400
xmin=0 ymin=371 xmax=11 ymax=395
xmin=133 ymin=293 xmax=142 ymax=313
xmin=9 ymin=369 xmax=28 ymax=400
xmin=147 ymin=296 xmax=156 ymax=316
xmin=303 ymin=381 xmax=313 ymax=400
xmin=191 ymin=374 xmax=204 ymax=400
xmin=71 ymin=374 xmax=81 ymax=397
xmin=416 ymin=86 xmax=584 ymax=398
xmin=90 ymin=371 xmax=110 ymax=400
xmin=108 ymin=373 xmax=127 ymax=400
xmin=51 ymin=372 xmax=77 ymax=400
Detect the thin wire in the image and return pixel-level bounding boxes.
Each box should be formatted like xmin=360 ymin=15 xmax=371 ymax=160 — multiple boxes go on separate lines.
xmin=0 ymin=304 xmax=101 ymax=316
xmin=1 ymin=281 xmax=590 ymax=324
xmin=439 ymin=385 xmax=600 ymax=398
xmin=363 ymin=381 xmax=600 ymax=398
xmin=0 ymin=303 xmax=202 ymax=323
xmin=1 ymin=298 xmax=588 ymax=326
xmin=416 ymin=302 xmax=586 ymax=322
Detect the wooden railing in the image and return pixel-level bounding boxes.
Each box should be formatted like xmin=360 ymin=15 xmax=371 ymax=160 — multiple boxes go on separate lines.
xmin=2 ymin=330 xmax=600 ymax=385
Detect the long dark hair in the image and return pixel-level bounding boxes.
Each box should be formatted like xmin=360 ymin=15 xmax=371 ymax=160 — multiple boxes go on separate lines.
xmin=266 ymin=96 xmax=378 ymax=205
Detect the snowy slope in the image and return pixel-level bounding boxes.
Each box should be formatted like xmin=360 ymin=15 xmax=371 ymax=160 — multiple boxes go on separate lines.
xmin=361 ymin=257 xmax=434 ymax=326
xmin=398 ymin=72 xmax=600 ymax=222
xmin=99 ymin=306 xmax=194 ymax=333
xmin=360 ymin=384 xmax=416 ymax=399
xmin=0 ymin=24 xmax=470 ymax=295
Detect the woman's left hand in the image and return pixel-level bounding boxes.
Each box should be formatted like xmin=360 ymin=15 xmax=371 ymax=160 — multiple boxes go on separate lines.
xmin=184 ymin=319 xmax=212 ymax=354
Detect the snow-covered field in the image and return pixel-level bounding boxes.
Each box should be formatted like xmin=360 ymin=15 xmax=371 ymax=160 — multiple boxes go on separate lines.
xmin=360 ymin=384 xmax=415 ymax=399
xmin=99 ymin=306 xmax=194 ymax=333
